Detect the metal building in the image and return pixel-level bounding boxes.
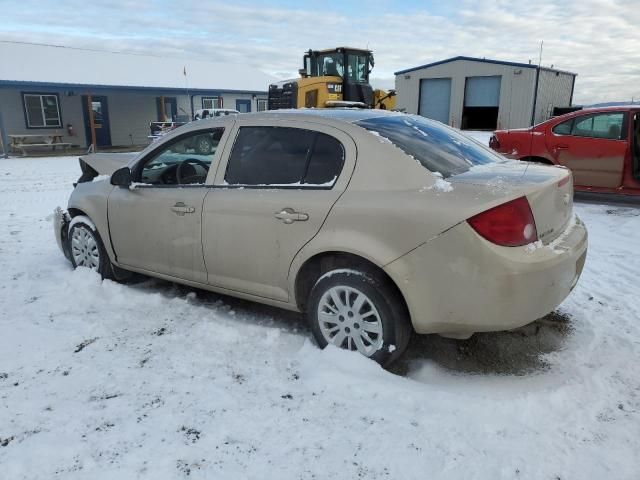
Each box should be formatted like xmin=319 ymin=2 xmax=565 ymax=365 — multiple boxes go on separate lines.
xmin=394 ymin=56 xmax=576 ymax=130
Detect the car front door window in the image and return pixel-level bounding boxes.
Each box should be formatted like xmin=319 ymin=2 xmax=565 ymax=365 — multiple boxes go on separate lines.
xmin=140 ymin=128 xmax=224 ymax=185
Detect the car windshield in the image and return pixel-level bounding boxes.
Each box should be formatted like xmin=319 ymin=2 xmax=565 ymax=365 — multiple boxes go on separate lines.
xmin=355 ymin=115 xmax=500 ymax=177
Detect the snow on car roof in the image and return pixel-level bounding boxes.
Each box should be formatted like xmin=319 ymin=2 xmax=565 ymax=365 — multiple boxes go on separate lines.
xmin=254 ymin=108 xmax=399 ymax=123
xmin=0 ymin=41 xmax=275 ymax=92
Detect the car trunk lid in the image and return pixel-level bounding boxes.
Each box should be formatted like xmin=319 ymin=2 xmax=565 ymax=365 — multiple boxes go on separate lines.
xmin=450 ymin=161 xmax=573 ymax=245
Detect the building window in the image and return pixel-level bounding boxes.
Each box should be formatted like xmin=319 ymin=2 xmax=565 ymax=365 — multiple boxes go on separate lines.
xmin=202 ymin=96 xmax=223 ymax=109
xmin=257 ymin=98 xmax=268 ymax=112
xmin=22 ymin=93 xmax=62 ymax=128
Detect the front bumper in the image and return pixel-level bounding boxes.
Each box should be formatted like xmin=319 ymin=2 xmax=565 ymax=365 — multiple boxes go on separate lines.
xmin=53 ymin=207 xmax=72 ymax=261
xmin=384 ymin=215 xmax=588 ymax=337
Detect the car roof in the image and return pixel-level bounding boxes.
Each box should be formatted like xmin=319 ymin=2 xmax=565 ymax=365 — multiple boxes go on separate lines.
xmin=533 ymin=104 xmax=638 ymax=128
xmin=580 ymin=104 xmax=639 ymax=112
xmin=237 ymin=108 xmax=402 ymax=123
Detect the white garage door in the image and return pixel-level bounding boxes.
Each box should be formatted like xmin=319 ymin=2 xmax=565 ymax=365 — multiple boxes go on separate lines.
xmin=419 ymin=78 xmax=451 ymax=124
xmin=464 ymin=76 xmax=501 ymax=106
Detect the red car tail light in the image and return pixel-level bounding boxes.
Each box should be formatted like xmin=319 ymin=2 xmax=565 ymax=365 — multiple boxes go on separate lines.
xmin=489 ymin=135 xmax=500 ymax=150
xmin=467 ymin=197 xmax=538 ymax=247
xmin=557 ymin=173 xmax=571 ymax=188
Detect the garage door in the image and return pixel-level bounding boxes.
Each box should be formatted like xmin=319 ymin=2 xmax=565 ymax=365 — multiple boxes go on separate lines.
xmin=464 ymin=76 xmax=501 ymax=106
xmin=419 ymin=78 xmax=451 ymax=124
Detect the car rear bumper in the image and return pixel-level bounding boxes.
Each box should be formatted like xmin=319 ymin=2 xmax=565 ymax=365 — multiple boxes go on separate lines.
xmin=384 ymin=215 xmax=588 ymax=337
xmin=53 ymin=207 xmax=71 ymax=260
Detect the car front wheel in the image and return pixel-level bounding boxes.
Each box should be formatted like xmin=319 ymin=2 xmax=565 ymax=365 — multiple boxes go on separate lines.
xmin=307 ymin=269 xmax=412 ymax=366
xmin=68 ymin=216 xmax=114 ymax=280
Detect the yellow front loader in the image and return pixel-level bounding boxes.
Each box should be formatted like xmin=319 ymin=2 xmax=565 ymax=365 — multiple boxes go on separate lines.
xmin=268 ymin=47 xmax=396 ymax=110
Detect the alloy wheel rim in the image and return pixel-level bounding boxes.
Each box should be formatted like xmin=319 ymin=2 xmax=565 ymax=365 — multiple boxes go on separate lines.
xmin=71 ymin=226 xmax=100 ymax=269
xmin=198 ymin=139 xmax=210 ymax=152
xmin=317 ymin=285 xmax=384 ymax=356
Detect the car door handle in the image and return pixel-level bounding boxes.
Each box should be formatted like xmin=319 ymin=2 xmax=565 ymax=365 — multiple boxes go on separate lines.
xmin=274 ymin=208 xmax=309 ymax=224
xmin=555 ymin=144 xmax=569 ymax=150
xmin=171 ymin=202 xmax=195 ymax=215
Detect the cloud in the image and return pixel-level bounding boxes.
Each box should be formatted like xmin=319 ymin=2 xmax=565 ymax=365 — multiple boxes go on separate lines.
xmin=2 ymin=0 xmax=639 ymax=104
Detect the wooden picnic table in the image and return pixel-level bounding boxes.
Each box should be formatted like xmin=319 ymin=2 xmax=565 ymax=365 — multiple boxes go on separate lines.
xmin=9 ymin=133 xmax=72 ymax=156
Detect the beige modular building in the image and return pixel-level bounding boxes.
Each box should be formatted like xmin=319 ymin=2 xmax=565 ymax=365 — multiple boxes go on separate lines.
xmin=0 ymin=41 xmax=275 ymax=151
xmin=394 ymin=56 xmax=576 ymax=130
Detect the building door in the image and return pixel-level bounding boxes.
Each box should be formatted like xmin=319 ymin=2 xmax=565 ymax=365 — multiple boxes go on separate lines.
xmin=418 ymin=78 xmax=451 ymax=124
xmin=236 ymin=99 xmax=251 ymax=113
xmin=462 ymin=76 xmax=501 ymax=130
xmin=82 ymin=96 xmax=112 ymax=147
xmin=156 ymin=97 xmax=177 ymax=121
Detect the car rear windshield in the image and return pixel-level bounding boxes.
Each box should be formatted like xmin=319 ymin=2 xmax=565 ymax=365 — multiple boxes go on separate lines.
xmin=355 ymin=115 xmax=499 ymax=177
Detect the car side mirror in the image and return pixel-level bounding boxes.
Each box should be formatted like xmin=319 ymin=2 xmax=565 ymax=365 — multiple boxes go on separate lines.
xmin=111 ymin=167 xmax=132 ymax=187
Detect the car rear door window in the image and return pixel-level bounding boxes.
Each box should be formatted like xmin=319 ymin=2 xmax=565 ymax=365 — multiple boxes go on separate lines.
xmin=224 ymin=126 xmax=344 ymax=186
xmin=552 ymin=119 xmax=573 ymax=135
xmin=571 ymin=112 xmax=626 ymax=140
xmin=303 ymin=133 xmax=345 ymax=185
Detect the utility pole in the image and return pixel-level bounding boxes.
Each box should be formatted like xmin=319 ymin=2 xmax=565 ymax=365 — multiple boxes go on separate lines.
xmin=183 ymin=65 xmax=191 ymax=120
xmin=538 ymin=40 xmax=544 ymax=67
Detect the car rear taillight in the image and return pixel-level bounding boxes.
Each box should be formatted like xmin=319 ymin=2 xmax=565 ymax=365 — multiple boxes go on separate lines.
xmin=557 ymin=174 xmax=570 ymax=188
xmin=489 ymin=135 xmax=500 ymax=150
xmin=467 ymin=197 xmax=538 ymax=247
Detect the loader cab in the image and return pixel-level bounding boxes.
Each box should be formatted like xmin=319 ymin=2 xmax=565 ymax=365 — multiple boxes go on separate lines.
xmin=303 ymin=47 xmax=375 ymax=106
xmin=303 ymin=48 xmax=373 ymax=83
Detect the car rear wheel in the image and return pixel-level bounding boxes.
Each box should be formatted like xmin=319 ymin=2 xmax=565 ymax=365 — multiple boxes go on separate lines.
xmin=307 ymin=269 xmax=412 ymax=366
xmin=68 ymin=216 xmax=115 ymax=280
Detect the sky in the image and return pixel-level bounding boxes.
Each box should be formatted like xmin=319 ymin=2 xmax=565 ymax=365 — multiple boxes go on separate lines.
xmin=1 ymin=0 xmax=638 ymax=104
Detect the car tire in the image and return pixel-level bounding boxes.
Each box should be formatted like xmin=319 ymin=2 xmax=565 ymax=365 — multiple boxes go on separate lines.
xmin=67 ymin=216 xmax=115 ymax=280
xmin=307 ymin=269 xmax=412 ymax=366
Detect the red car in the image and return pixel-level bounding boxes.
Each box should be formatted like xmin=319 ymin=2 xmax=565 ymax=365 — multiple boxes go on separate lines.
xmin=490 ymin=106 xmax=640 ymax=195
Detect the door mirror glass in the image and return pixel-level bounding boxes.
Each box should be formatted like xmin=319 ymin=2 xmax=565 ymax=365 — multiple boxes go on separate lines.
xmin=111 ymin=166 xmax=132 ymax=187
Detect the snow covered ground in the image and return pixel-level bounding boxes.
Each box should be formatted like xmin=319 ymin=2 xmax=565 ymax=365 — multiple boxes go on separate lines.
xmin=1 ymin=155 xmax=639 ymax=479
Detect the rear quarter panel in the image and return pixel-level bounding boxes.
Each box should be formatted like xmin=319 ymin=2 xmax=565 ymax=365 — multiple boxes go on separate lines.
xmin=495 ymin=127 xmax=552 ymax=162
xmin=495 ymin=130 xmax=531 ymax=158
xmin=288 ymin=128 xmax=542 ymax=298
